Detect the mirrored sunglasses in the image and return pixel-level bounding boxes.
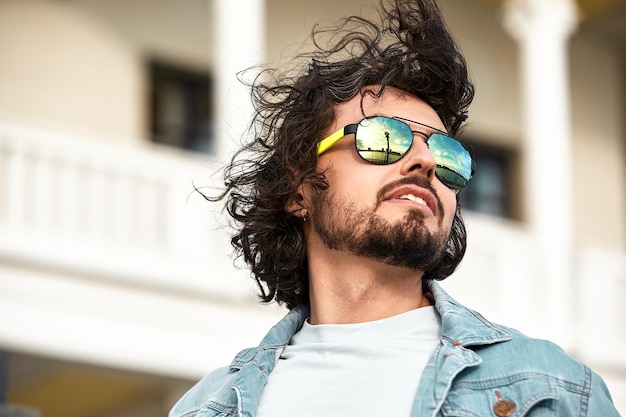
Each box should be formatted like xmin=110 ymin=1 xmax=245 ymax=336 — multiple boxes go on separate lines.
xmin=316 ymin=116 xmax=474 ymax=191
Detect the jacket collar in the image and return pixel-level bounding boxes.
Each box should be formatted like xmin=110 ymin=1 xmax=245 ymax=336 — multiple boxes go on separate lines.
xmin=231 ymin=280 xmax=511 ymax=368
xmin=427 ymin=280 xmax=512 ymax=346
xmin=230 ymin=304 xmax=310 ymax=368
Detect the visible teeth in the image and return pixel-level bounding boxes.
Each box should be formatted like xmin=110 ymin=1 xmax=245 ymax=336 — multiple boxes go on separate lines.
xmin=398 ymin=194 xmax=426 ymax=205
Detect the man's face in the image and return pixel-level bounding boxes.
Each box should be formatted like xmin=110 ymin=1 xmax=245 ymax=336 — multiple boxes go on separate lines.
xmin=307 ymin=87 xmax=458 ymax=272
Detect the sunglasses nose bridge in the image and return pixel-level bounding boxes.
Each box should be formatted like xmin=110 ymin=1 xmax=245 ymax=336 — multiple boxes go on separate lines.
xmin=398 ymin=136 xmax=437 ymax=180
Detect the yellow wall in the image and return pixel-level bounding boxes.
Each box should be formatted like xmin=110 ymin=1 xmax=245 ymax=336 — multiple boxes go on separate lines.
xmin=571 ymin=35 xmax=625 ymax=249
xmin=0 ymin=0 xmax=144 ymax=142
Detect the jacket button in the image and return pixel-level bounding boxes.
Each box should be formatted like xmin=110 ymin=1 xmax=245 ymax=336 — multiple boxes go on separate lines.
xmin=493 ymin=391 xmax=515 ymax=417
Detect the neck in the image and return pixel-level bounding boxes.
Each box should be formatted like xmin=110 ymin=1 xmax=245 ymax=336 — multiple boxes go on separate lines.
xmin=306 ymin=247 xmax=430 ymax=325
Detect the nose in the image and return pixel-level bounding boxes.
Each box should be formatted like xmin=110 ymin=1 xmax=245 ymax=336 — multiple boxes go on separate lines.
xmin=399 ymin=138 xmax=436 ymax=180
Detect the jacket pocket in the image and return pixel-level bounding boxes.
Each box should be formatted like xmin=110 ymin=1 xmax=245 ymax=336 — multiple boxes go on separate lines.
xmin=440 ymin=373 xmax=559 ymax=417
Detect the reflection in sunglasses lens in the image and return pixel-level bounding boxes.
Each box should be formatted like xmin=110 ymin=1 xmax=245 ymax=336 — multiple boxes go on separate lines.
xmin=357 ymin=118 xmax=412 ymax=164
xmin=353 ymin=117 xmax=472 ymax=190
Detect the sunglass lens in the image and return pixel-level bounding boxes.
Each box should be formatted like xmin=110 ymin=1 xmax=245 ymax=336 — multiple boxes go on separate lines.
xmin=435 ymin=166 xmax=468 ymax=190
xmin=352 ymin=118 xmax=473 ymax=191
xmin=428 ymin=133 xmax=473 ymax=190
xmin=355 ymin=117 xmax=412 ymax=164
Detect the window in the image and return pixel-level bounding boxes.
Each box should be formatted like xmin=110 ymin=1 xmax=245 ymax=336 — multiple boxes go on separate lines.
xmin=461 ymin=140 xmax=519 ymax=220
xmin=149 ymin=61 xmax=213 ymax=153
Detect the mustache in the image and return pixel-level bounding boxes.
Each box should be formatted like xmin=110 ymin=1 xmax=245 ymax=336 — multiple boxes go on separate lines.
xmin=375 ymin=176 xmax=445 ymax=217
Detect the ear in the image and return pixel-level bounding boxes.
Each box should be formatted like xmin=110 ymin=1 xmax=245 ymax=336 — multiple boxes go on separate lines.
xmin=284 ymin=166 xmax=309 ymax=217
xmin=284 ymin=183 xmax=308 ymax=219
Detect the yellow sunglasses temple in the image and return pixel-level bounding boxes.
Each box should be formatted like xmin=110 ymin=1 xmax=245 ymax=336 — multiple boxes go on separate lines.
xmin=316 ymin=128 xmax=346 ymax=155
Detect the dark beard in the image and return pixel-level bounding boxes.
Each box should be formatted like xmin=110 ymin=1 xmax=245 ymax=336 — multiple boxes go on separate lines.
xmin=310 ymin=189 xmax=448 ymax=272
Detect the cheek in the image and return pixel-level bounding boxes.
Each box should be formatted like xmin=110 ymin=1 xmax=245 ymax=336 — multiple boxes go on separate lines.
xmin=439 ymin=187 xmax=458 ymax=227
xmin=318 ymin=158 xmax=377 ymax=198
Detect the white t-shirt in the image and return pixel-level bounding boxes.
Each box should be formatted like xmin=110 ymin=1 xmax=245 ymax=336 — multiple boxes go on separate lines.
xmin=255 ymin=306 xmax=441 ymax=417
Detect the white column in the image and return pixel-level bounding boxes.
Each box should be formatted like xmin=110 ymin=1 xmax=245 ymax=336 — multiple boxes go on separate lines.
xmin=213 ymin=0 xmax=266 ymax=162
xmin=503 ymin=0 xmax=578 ymax=347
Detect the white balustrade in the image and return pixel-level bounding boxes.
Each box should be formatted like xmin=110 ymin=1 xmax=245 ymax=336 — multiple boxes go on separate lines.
xmin=0 ymin=120 xmax=251 ymax=301
xmin=0 ymin=119 xmax=624 ymax=384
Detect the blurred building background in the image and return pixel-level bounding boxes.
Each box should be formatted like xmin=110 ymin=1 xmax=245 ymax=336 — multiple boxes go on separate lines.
xmin=0 ymin=0 xmax=624 ymax=415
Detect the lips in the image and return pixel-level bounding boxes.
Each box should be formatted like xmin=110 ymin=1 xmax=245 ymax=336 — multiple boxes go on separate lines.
xmin=383 ymin=185 xmax=438 ymax=216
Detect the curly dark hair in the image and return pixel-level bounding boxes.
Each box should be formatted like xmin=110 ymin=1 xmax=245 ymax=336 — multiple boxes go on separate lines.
xmin=213 ymin=0 xmax=474 ymax=309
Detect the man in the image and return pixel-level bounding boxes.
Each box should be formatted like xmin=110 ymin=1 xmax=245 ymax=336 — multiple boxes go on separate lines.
xmin=170 ymin=0 xmax=620 ymax=416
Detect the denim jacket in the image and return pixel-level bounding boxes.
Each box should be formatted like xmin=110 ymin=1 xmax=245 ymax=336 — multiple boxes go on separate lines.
xmin=170 ymin=282 xmax=620 ymax=417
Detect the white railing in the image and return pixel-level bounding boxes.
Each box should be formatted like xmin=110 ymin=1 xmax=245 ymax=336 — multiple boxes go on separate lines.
xmin=0 ymin=120 xmax=253 ymax=302
xmin=1 ymin=119 xmax=625 ymax=341
xmin=0 ymin=119 xmax=624 ymax=405
xmin=0 ymin=119 xmax=289 ymax=379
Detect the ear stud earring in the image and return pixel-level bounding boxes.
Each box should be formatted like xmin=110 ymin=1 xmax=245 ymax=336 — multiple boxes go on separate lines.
xmin=291 ymin=207 xmax=308 ymax=222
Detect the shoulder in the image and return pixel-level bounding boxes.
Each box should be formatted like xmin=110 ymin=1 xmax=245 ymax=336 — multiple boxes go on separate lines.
xmin=455 ymin=327 xmax=620 ymax=416
xmin=473 ymin=326 xmax=581 ymax=374
xmin=168 ymin=366 xmax=238 ymax=417
xmin=168 ymin=306 xmax=308 ymax=417
xmin=463 ymin=323 xmax=594 ymax=387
